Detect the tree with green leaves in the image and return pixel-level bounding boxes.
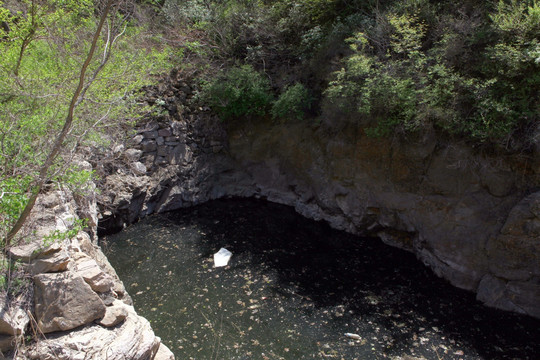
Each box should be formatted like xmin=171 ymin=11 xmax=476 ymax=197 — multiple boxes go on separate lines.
xmin=0 ymin=0 xmax=171 ymax=249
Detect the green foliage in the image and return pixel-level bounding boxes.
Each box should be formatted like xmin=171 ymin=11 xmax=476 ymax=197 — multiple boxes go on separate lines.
xmin=0 ymin=257 xmax=26 ymax=293
xmin=325 ymin=14 xmax=428 ymax=136
xmin=0 ymin=177 xmax=31 ymax=244
xmin=162 ymin=0 xmax=213 ymax=28
xmin=0 ymin=0 xmax=173 ymax=243
xmin=52 ymin=165 xmax=95 ymax=196
xmin=491 ymin=0 xmax=540 ymax=37
xmin=324 ymin=3 xmax=539 ymax=146
xmin=201 ymin=65 xmax=273 ymax=120
xmin=166 ymin=0 xmax=536 ymax=147
xmin=271 ymin=83 xmax=313 ymax=120
xmin=42 ymin=218 xmax=88 ymax=248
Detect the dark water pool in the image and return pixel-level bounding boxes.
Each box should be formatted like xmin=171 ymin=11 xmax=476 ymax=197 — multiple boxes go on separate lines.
xmin=102 ymin=198 xmax=540 ymax=360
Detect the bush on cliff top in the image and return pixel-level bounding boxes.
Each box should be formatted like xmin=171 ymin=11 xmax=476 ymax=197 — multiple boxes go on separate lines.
xmin=200 ymin=65 xmax=273 ymax=120
xmin=324 ymin=0 xmax=539 ymax=148
xmin=158 ymin=0 xmax=539 ymax=150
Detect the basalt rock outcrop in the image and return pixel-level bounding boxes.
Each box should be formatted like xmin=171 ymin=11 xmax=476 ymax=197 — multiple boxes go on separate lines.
xmin=97 ymin=75 xmax=539 ymax=320
xmin=1 ymin=167 xmax=174 ymax=358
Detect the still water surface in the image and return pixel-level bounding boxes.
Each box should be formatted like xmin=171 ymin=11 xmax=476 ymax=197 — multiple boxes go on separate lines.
xmin=103 ymin=198 xmax=540 ymax=360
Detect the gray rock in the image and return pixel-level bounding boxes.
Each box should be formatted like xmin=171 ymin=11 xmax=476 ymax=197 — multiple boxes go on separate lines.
xmin=132 ymin=134 xmax=144 ymax=145
xmin=8 ymin=242 xmax=42 ymax=262
xmin=27 ymin=304 xmax=161 ymax=360
xmin=112 ymin=144 xmax=125 ymax=154
xmin=141 ymin=140 xmax=157 ymax=152
xmin=29 ymin=249 xmax=70 ymax=274
xmin=0 ymin=297 xmax=29 ymax=336
xmin=99 ymin=301 xmax=128 ymax=327
xmin=156 ymin=156 xmax=168 ymax=165
xmin=158 ymin=128 xmax=172 ymax=137
xmin=143 ymin=130 xmax=158 ymax=139
xmin=125 ymin=148 xmax=143 ymax=162
xmin=168 ymin=144 xmax=187 ymax=165
xmin=476 ymin=274 xmax=536 ymax=316
xmin=72 ymin=254 xmax=114 ymax=293
xmin=157 ymin=146 xmax=169 ymax=157
xmin=487 ymin=191 xmax=540 ymax=281
xmin=480 ymin=168 xmax=515 ymax=197
xmin=171 ymin=120 xmax=186 ymax=135
xmin=34 ymin=272 xmax=106 ymax=333
xmin=154 ymin=343 xmax=175 ymax=360
xmin=131 ymin=161 xmax=147 ymax=175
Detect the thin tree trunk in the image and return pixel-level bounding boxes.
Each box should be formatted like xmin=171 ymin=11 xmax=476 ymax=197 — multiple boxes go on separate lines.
xmin=13 ymin=0 xmax=36 ymax=77
xmin=14 ymin=33 xmax=33 ymax=77
xmin=4 ymin=0 xmax=114 ymax=249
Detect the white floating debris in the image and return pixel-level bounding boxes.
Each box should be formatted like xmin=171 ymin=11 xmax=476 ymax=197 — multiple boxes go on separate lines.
xmin=213 ymin=248 xmax=232 ymax=267
xmin=344 ymin=333 xmax=362 ymax=340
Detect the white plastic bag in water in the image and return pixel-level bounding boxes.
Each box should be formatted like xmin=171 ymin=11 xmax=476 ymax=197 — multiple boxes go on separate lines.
xmin=213 ymin=248 xmax=232 ymax=267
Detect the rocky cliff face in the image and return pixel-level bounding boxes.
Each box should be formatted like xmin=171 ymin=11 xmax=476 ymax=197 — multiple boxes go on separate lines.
xmin=97 ymin=77 xmax=539 ymax=320
xmin=224 ymin=121 xmax=540 ymax=319
xmin=1 ymin=162 xmax=174 ymax=359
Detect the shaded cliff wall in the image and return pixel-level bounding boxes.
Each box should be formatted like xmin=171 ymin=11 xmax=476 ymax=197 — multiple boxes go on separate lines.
xmin=98 ymin=108 xmax=539 ymax=319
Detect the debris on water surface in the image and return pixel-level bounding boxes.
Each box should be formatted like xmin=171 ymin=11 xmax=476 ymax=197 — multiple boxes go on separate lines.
xmin=106 ymin=198 xmax=540 ymax=360
xmin=213 ymin=247 xmax=232 ymax=267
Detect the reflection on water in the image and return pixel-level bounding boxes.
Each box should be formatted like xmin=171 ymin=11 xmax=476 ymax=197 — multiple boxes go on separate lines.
xmin=103 ymin=198 xmax=540 ymax=360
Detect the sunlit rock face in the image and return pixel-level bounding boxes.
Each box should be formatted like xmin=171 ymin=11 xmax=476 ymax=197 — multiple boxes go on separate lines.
xmin=98 ymin=91 xmax=539 ymax=319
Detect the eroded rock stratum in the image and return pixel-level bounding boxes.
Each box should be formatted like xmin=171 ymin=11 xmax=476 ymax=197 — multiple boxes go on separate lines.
xmin=98 ymin=81 xmax=539 ymax=320
xmin=1 ymin=182 xmax=174 ymax=359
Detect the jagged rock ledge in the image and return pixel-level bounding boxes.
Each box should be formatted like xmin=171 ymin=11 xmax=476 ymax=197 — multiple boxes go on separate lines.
xmin=96 ymin=76 xmax=539 ymax=320
xmin=0 ymin=166 xmax=174 ymax=359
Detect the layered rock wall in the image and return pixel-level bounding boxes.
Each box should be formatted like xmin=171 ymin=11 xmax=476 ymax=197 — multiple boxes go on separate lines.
xmin=1 ymin=164 xmax=174 ymax=359
xmin=99 ymin=106 xmax=539 ymax=320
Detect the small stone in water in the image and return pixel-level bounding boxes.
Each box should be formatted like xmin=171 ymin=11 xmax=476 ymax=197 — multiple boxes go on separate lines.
xmin=345 ymin=333 xmax=362 ymax=340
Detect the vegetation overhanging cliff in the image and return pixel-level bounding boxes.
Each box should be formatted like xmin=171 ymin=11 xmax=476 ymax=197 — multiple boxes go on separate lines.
xmin=0 ymin=1 xmax=539 ymax=356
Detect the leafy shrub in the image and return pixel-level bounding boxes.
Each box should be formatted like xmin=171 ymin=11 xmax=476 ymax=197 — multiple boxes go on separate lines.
xmin=0 ymin=177 xmax=31 ymax=243
xmin=271 ymin=83 xmax=312 ymax=120
xmin=324 ymin=14 xmax=427 ymax=136
xmin=162 ymin=0 xmax=213 ymax=28
xmin=324 ymin=3 xmax=539 ymax=147
xmin=201 ymin=65 xmax=273 ymax=120
xmin=42 ymin=218 xmax=88 ymax=248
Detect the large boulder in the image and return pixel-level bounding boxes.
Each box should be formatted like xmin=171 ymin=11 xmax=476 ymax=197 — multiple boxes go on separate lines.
xmin=29 ymin=245 xmax=70 ymax=274
xmin=34 ymin=272 xmax=106 ymax=334
xmin=99 ymin=300 xmax=128 ymax=327
xmin=27 ymin=303 xmax=160 ymax=360
xmin=71 ymin=254 xmax=114 ymax=293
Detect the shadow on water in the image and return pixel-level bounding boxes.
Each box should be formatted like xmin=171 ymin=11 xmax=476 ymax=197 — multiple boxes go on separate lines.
xmin=103 ymin=198 xmax=540 ymax=360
